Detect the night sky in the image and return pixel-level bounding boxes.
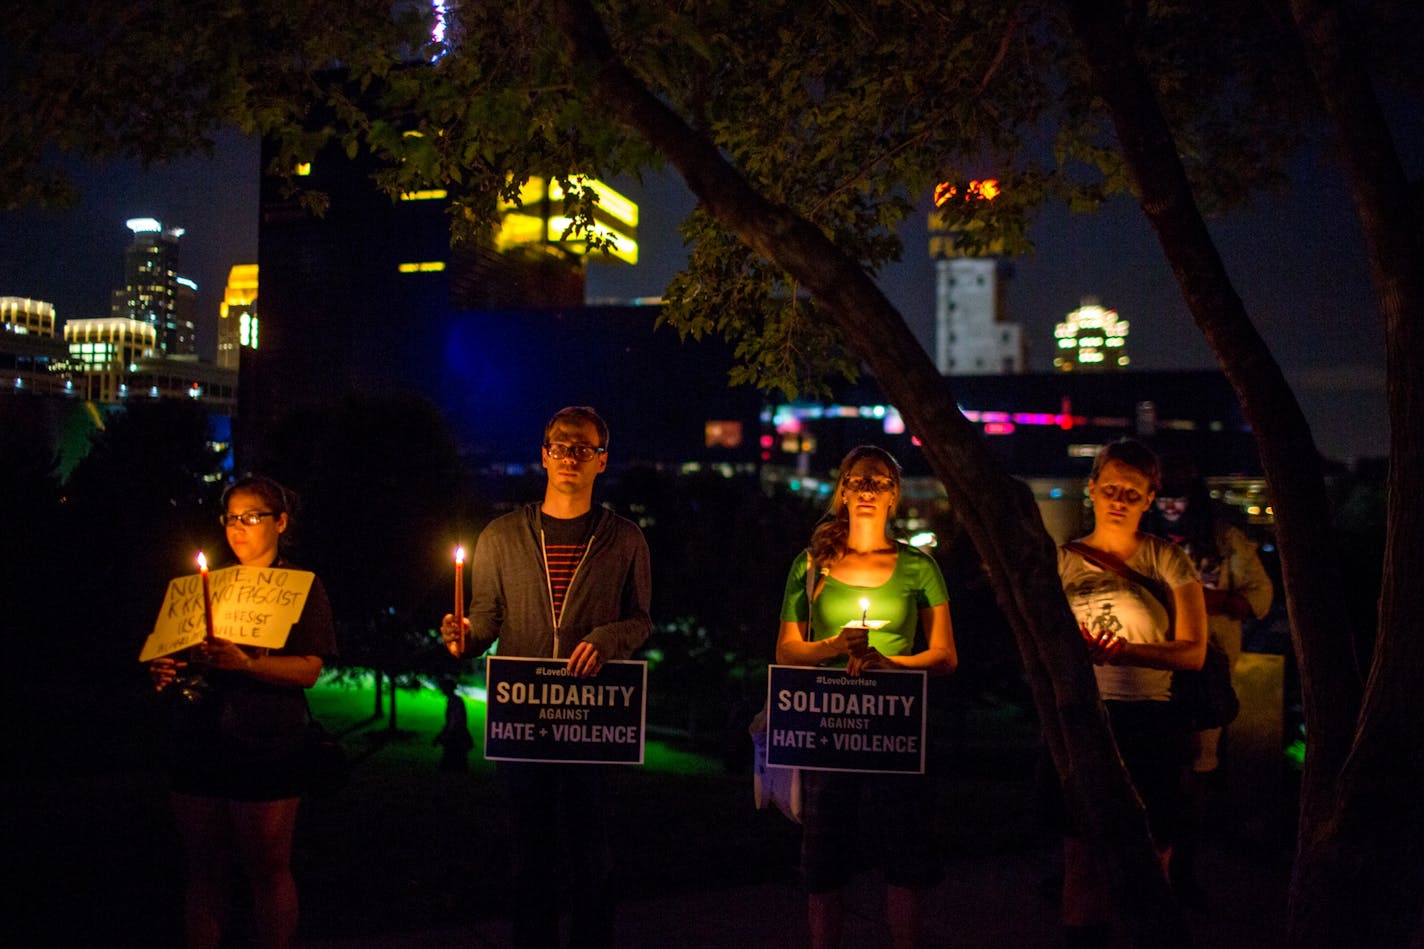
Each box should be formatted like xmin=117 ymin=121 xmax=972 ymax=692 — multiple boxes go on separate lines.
xmin=0 ymin=127 xmax=1409 ymax=461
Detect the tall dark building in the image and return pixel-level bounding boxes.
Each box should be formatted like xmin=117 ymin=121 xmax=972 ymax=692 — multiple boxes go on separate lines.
xmin=247 ymin=138 xmax=755 ymax=472
xmin=110 ymin=217 xmax=196 ymax=355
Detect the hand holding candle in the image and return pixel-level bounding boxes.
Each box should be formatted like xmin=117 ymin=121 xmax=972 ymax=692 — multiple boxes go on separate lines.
xmin=843 ymin=597 xmax=871 ymax=658
xmin=197 ymin=552 xmax=215 ymax=643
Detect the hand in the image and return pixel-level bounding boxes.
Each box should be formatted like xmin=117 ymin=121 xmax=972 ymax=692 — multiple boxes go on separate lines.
xmin=440 ymin=614 xmax=471 ymax=657
xmin=838 ymin=624 xmax=870 ymax=659
xmin=194 ymin=637 xmax=253 ymax=672
xmin=567 ymin=640 xmax=603 ymax=677
xmin=1081 ymin=624 xmax=1125 ymax=665
xmin=150 ymin=657 xmax=185 ymax=692
xmin=847 ymin=647 xmax=892 ymax=676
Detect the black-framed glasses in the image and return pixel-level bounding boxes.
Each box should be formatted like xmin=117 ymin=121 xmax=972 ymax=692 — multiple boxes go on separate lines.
xmin=544 ymin=442 xmax=606 ymax=462
xmin=842 ymin=476 xmax=895 ymax=495
xmin=220 ymin=511 xmax=276 ymax=527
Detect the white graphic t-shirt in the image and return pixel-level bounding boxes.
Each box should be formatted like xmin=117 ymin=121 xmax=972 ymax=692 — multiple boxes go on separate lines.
xmin=1058 ymin=534 xmax=1199 ymax=702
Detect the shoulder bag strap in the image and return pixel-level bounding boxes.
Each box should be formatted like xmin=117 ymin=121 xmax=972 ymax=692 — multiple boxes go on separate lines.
xmin=1063 ymin=540 xmax=1171 ymax=614
xmin=801 ymin=550 xmax=819 ymax=641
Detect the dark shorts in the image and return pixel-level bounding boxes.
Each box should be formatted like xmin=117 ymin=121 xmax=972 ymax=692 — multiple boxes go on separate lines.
xmin=800 ymin=769 xmax=941 ymax=894
xmin=170 ymin=739 xmax=307 ymax=802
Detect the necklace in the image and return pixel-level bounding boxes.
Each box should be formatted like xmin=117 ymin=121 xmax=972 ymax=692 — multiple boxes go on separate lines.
xmin=847 ymin=545 xmax=897 ymax=555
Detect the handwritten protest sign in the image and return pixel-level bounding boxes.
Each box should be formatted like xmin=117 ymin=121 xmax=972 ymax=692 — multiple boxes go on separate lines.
xmin=764 ymin=665 xmax=927 ymax=774
xmin=484 ymin=656 xmax=647 ymax=764
xmin=138 ymin=566 xmax=316 ymax=661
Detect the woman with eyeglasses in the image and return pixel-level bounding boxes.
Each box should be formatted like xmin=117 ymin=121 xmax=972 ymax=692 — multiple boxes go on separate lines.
xmin=149 ymin=475 xmax=336 ymax=949
xmin=776 ymin=445 xmax=956 ymax=949
xmin=1054 ymin=438 xmax=1207 ymax=949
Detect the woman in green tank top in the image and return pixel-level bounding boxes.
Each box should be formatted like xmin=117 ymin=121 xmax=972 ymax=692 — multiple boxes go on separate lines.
xmin=776 ymin=445 xmax=957 ymax=949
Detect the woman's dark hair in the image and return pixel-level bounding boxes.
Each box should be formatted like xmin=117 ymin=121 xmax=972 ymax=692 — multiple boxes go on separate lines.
xmin=1090 ymin=437 xmax=1162 ymax=493
xmin=222 ymin=475 xmax=299 ymax=549
xmin=809 ymin=445 xmax=903 ymax=567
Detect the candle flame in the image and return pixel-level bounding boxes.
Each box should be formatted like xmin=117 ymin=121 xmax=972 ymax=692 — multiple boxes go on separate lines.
xmin=859 ymin=597 xmax=870 ymax=612
xmin=197 ymin=551 xmax=208 ymax=570
xmin=455 ymin=546 xmax=466 ymax=564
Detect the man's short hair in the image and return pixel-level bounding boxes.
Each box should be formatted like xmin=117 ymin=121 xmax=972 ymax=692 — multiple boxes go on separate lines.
xmin=544 ymin=405 xmax=609 ymax=449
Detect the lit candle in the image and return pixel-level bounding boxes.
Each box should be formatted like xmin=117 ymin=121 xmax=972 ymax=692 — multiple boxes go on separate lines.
xmin=859 ymin=597 xmax=870 ymax=627
xmin=197 ymin=551 xmax=215 ymax=642
xmin=453 ymin=546 xmax=466 ymax=656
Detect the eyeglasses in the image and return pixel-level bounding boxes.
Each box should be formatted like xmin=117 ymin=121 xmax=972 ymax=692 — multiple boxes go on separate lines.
xmin=1096 ymin=484 xmax=1146 ymax=505
xmin=842 ymin=476 xmax=896 ymax=495
xmin=220 ymin=511 xmax=276 ymax=527
xmin=544 ymin=442 xmax=606 ymax=462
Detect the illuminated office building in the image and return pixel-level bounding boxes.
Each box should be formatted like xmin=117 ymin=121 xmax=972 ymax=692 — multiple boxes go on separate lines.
xmin=63 ymin=318 xmax=158 ymax=403
xmin=1 ymin=296 xmax=69 ymax=396
xmin=218 ymin=265 xmax=259 ymax=370
xmin=111 ymin=217 xmax=198 ymax=356
xmin=927 ymin=180 xmax=1025 ymax=376
xmin=1054 ymin=296 xmax=1130 ymax=371
xmin=2 ymin=296 xmax=56 ymax=336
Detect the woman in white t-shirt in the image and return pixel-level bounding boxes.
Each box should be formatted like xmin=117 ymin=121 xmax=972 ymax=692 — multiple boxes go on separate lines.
xmin=1055 ymin=438 xmax=1207 ymax=949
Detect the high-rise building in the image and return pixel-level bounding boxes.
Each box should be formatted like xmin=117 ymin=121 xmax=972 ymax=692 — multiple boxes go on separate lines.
xmin=247 ymin=131 xmax=649 ymax=462
xmin=110 ymin=217 xmax=197 ymax=355
xmin=1054 ymin=297 xmax=1130 ymax=371
xmin=218 ymin=265 xmax=258 ymax=370
xmin=927 ymin=180 xmax=1025 ymax=376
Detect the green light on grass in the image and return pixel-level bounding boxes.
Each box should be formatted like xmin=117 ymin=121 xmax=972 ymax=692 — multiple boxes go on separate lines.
xmin=306 ymin=675 xmax=723 ymax=776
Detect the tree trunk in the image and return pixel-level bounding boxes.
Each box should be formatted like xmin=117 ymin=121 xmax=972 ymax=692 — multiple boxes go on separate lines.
xmin=1284 ymin=2 xmax=1424 ymax=944
xmin=388 ymin=677 xmax=399 ymax=732
xmin=1066 ymin=0 xmax=1424 ymax=942
xmin=555 ymin=0 xmax=1189 ymax=943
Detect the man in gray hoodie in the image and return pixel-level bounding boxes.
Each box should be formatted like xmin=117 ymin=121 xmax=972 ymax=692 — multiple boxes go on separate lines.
xmin=443 ymin=405 xmax=651 ymax=949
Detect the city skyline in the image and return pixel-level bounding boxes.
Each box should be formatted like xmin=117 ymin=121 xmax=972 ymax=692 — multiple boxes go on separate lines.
xmin=0 ymin=130 xmax=1395 ymax=461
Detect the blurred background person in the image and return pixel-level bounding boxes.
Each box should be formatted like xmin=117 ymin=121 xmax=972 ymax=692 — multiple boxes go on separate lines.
xmin=1144 ymin=456 xmax=1274 ymax=904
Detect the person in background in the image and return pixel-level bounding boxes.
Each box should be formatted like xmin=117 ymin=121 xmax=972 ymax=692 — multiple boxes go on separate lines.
xmin=1056 ymin=438 xmax=1207 ymax=949
xmin=441 ymin=406 xmax=652 ymax=949
xmin=433 ymin=677 xmax=474 ymax=773
xmin=150 ymin=475 xmax=337 ymax=949
xmin=776 ymin=445 xmax=957 ymax=949
xmin=1143 ymin=457 xmax=1274 ymax=904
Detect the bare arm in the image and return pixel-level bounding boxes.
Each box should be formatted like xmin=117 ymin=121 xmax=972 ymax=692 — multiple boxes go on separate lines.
xmin=776 ymin=619 xmax=851 ymax=666
xmin=1112 ymin=581 xmax=1208 ymax=670
xmin=199 ymin=637 xmax=325 ymax=687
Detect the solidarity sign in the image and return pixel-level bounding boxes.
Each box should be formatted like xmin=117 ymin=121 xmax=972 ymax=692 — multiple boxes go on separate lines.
xmin=764 ymin=665 xmax=928 ymax=774
xmin=138 ymin=566 xmax=316 ymax=661
xmin=484 ymin=656 xmax=648 ymax=764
